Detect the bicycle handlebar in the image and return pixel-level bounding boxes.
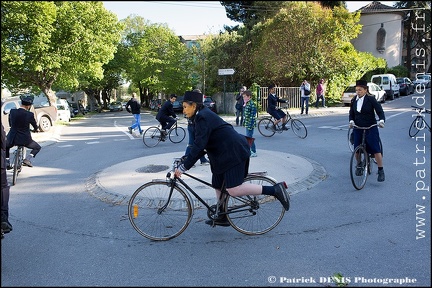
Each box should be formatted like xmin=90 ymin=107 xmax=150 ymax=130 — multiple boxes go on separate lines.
xmin=353 ymin=123 xmax=379 ymax=129
xmin=411 ymin=106 xmax=431 ymax=114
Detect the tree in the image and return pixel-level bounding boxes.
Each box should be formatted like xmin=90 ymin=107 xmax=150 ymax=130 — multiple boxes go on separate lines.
xmin=1 ymin=1 xmax=123 ymax=105
xmin=394 ymin=1 xmax=431 ymax=75
xmin=117 ymin=16 xmax=194 ymax=107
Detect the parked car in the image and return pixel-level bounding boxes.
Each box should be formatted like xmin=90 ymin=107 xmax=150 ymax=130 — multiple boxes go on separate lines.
xmin=371 ymin=73 xmax=399 ymax=100
xmin=149 ymin=99 xmax=161 ymax=111
xmin=1 ymin=93 xmax=58 ymax=132
xmin=341 ymin=82 xmax=386 ymax=106
xmin=396 ymin=77 xmax=415 ymax=96
xmin=69 ymin=102 xmax=86 ymax=115
xmin=413 ymin=74 xmax=431 ymax=89
xmin=172 ymin=95 xmax=184 ymax=113
xmin=108 ymin=101 xmax=123 ymax=112
xmin=55 ymin=99 xmax=71 ymax=122
xmin=203 ymin=96 xmax=217 ymax=113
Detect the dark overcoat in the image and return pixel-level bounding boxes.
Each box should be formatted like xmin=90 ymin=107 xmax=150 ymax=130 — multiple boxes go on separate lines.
xmin=7 ymin=108 xmax=38 ymax=146
xmin=183 ymin=106 xmax=250 ymax=174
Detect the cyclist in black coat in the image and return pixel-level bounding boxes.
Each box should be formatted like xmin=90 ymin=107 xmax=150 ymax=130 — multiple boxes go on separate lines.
xmin=349 ymin=80 xmax=386 ymax=182
xmin=5 ymin=97 xmax=41 ymax=168
xmin=1 ymin=120 xmax=12 ymax=235
xmin=156 ymin=94 xmax=177 ymax=136
xmin=267 ymin=84 xmax=288 ymax=130
xmin=174 ymin=90 xmax=290 ymax=226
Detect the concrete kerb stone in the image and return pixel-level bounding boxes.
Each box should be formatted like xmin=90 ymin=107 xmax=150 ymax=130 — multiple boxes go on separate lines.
xmin=85 ymin=150 xmax=327 ymax=205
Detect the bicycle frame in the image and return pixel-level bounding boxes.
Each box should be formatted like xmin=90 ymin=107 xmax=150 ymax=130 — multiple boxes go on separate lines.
xmin=161 ymin=158 xmax=269 ymax=218
xmin=350 ymin=123 xmax=380 ymax=190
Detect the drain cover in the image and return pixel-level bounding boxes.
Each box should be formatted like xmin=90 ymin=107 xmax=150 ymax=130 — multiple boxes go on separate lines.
xmin=136 ymin=165 xmax=169 ymax=173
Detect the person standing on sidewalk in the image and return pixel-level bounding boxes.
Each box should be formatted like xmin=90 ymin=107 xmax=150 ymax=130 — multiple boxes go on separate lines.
xmin=126 ymin=93 xmax=143 ymax=135
xmin=235 ymin=86 xmax=246 ymax=126
xmin=175 ymin=90 xmax=290 ymax=227
xmin=315 ymin=79 xmax=326 ymax=108
xmin=300 ymin=80 xmax=311 ymax=115
xmin=242 ymin=90 xmax=258 ymax=157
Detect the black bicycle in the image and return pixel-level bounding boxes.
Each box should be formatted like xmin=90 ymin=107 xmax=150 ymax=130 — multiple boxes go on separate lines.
xmin=258 ymin=105 xmax=307 ymax=138
xmin=350 ymin=123 xmax=383 ymax=190
xmin=128 ymin=157 xmax=287 ymax=241
xmin=10 ymin=145 xmax=25 ymax=186
xmin=142 ymin=119 xmax=186 ymax=147
xmin=409 ymin=106 xmax=431 ymax=137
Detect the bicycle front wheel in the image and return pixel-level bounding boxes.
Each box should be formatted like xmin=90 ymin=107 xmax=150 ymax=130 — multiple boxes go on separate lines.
xmin=169 ymin=126 xmax=186 ymax=143
xmin=290 ymin=119 xmax=307 ymax=139
xmin=128 ymin=181 xmax=193 ymax=241
xmin=143 ymin=126 xmax=162 ymax=147
xmin=225 ymin=175 xmax=285 ymax=235
xmin=409 ymin=116 xmax=422 ymax=137
xmin=350 ymin=146 xmax=369 ymax=190
xmin=258 ymin=118 xmax=276 ymax=137
xmin=12 ymin=148 xmax=22 ymax=186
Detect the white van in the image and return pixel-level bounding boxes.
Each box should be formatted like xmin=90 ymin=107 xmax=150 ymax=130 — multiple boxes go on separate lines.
xmin=56 ymin=99 xmax=71 ymax=122
xmin=371 ymin=74 xmax=400 ymax=100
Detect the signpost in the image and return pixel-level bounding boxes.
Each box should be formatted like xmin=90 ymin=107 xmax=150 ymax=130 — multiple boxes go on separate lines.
xmin=218 ymin=68 xmax=235 ymax=113
xmin=218 ymin=68 xmax=235 ymax=76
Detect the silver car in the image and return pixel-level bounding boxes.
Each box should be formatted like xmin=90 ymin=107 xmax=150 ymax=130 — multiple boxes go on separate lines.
xmin=341 ymin=82 xmax=386 ymax=106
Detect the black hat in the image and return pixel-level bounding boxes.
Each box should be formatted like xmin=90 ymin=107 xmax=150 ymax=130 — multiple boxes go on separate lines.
xmin=184 ymin=91 xmax=203 ymax=104
xmin=21 ymin=97 xmax=33 ymax=106
xmin=355 ymin=80 xmax=368 ymax=88
xmin=268 ymin=84 xmax=275 ymax=90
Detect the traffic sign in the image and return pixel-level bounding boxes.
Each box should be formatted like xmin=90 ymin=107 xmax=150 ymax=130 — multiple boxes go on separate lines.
xmin=218 ymin=68 xmax=235 ymax=76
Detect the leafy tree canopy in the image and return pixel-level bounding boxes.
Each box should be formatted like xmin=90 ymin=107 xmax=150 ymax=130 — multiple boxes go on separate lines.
xmin=1 ymin=1 xmax=123 ymax=104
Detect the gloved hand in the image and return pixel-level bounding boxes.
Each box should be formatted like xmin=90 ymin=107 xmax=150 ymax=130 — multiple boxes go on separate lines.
xmin=378 ymin=119 xmax=385 ymax=128
xmin=349 ymin=120 xmax=354 ymax=128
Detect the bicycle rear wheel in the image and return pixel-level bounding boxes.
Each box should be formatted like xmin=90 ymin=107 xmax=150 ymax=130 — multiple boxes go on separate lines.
xmin=291 ymin=119 xmax=307 ymax=138
xmin=225 ymin=175 xmax=285 ymax=235
xmin=169 ymin=126 xmax=186 ymax=143
xmin=409 ymin=116 xmax=422 ymax=137
xmin=128 ymin=181 xmax=192 ymax=241
xmin=143 ymin=126 xmax=162 ymax=147
xmin=350 ymin=146 xmax=369 ymax=190
xmin=258 ymin=118 xmax=276 ymax=137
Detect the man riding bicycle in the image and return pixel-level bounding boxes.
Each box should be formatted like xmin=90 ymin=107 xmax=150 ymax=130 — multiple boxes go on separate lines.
xmin=156 ymin=94 xmax=178 ymax=139
xmin=267 ymin=84 xmax=288 ymax=130
xmin=5 ymin=97 xmax=41 ymax=168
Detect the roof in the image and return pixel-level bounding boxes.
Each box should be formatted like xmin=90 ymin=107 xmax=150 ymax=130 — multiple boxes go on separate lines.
xmin=356 ymin=1 xmax=403 ymax=14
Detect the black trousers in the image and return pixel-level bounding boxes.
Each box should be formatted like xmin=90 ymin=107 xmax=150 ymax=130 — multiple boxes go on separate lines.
xmin=6 ymin=140 xmax=41 ymax=158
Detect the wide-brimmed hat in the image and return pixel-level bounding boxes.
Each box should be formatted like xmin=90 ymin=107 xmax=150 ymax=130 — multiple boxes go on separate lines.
xmin=355 ymin=80 xmax=368 ymax=88
xmin=184 ymin=91 xmax=203 ymax=104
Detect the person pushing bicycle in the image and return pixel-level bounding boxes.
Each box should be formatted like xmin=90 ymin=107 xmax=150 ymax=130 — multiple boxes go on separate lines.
xmin=156 ymin=94 xmax=177 ymax=139
xmin=267 ymin=84 xmax=289 ymax=130
xmin=5 ymin=96 xmax=41 ymax=169
xmin=349 ymin=80 xmax=386 ymax=182
xmin=175 ymin=90 xmax=290 ymax=227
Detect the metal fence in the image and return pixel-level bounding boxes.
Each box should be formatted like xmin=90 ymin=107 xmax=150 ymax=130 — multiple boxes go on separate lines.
xmin=258 ymin=86 xmax=303 ymax=112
